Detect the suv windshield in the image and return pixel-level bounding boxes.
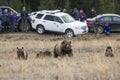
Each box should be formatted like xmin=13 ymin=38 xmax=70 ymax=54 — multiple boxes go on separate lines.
xmin=61 ymin=14 xmax=75 ymax=23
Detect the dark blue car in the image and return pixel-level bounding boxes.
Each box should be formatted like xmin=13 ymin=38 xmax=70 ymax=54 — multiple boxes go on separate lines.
xmin=0 ymin=6 xmax=31 ymax=32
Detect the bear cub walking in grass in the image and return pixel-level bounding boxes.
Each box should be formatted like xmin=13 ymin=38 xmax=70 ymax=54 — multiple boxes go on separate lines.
xmin=54 ymin=40 xmax=73 ymax=58
xmin=105 ymin=46 xmax=114 ymax=57
xmin=36 ymin=50 xmax=52 ymax=58
xmin=16 ymin=47 xmax=28 ymax=59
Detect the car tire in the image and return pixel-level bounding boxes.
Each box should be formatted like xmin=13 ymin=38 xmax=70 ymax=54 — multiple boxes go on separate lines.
xmin=98 ymin=26 xmax=104 ymax=34
xmin=36 ymin=25 xmax=45 ymax=34
xmin=65 ymin=29 xmax=75 ymax=38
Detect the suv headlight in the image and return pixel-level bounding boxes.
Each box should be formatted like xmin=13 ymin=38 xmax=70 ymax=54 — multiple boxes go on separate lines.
xmin=81 ymin=26 xmax=86 ymax=30
xmin=75 ymin=27 xmax=79 ymax=29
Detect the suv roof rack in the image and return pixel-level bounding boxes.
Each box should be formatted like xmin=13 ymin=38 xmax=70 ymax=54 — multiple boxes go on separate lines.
xmin=40 ymin=10 xmax=61 ymax=14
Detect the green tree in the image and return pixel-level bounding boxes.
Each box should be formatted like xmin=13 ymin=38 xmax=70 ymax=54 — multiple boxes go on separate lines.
xmin=8 ymin=0 xmax=23 ymax=12
xmin=98 ymin=0 xmax=116 ymax=14
xmin=115 ymin=3 xmax=120 ymax=14
xmin=70 ymin=0 xmax=94 ymax=17
xmin=38 ymin=0 xmax=56 ymax=10
xmin=23 ymin=0 xmax=32 ymax=13
xmin=26 ymin=3 xmax=32 ymax=13
xmin=9 ymin=0 xmax=31 ymax=13
xmin=64 ymin=0 xmax=70 ymax=12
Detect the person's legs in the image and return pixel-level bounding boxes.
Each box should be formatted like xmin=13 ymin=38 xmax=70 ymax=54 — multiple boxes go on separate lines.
xmin=0 ymin=25 xmax=2 ymax=32
xmin=3 ymin=22 xmax=8 ymax=32
xmin=4 ymin=21 xmax=10 ymax=32
xmin=10 ymin=22 xmax=14 ymax=32
xmin=94 ymin=27 xmax=98 ymax=36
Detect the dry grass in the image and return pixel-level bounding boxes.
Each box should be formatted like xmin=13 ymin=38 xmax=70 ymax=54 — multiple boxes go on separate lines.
xmin=0 ymin=33 xmax=120 ymax=80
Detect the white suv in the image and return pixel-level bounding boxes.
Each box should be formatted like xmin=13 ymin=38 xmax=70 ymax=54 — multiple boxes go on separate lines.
xmin=30 ymin=10 xmax=88 ymax=38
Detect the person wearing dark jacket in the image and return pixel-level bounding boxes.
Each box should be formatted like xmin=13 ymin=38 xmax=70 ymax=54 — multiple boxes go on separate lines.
xmin=21 ymin=6 xmax=28 ymax=20
xmin=90 ymin=8 xmax=97 ymax=18
xmin=94 ymin=18 xmax=99 ymax=36
xmin=104 ymin=23 xmax=111 ymax=36
xmin=1 ymin=9 xmax=10 ymax=32
xmin=20 ymin=6 xmax=30 ymax=32
xmin=73 ymin=8 xmax=79 ymax=20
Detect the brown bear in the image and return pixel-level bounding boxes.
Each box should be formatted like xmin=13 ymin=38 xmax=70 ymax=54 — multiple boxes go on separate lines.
xmin=36 ymin=50 xmax=52 ymax=58
xmin=105 ymin=46 xmax=114 ymax=57
xmin=54 ymin=40 xmax=73 ymax=58
xmin=17 ymin=47 xmax=28 ymax=59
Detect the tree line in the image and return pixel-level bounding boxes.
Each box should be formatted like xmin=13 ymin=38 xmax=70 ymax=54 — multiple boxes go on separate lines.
xmin=8 ymin=0 xmax=120 ymax=17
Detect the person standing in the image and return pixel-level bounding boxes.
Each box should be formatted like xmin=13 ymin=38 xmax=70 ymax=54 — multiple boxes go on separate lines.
xmin=90 ymin=8 xmax=97 ymax=18
xmin=1 ymin=9 xmax=10 ymax=32
xmin=20 ymin=6 xmax=30 ymax=32
xmin=73 ymin=8 xmax=79 ymax=20
xmin=79 ymin=9 xmax=87 ymax=22
xmin=10 ymin=11 xmax=16 ymax=32
xmin=94 ymin=18 xmax=99 ymax=36
xmin=21 ymin=6 xmax=28 ymax=20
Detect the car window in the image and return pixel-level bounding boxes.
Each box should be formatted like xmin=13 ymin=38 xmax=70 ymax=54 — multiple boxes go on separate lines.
xmin=99 ymin=17 xmax=104 ymax=22
xmin=44 ymin=15 xmax=54 ymax=21
xmin=54 ymin=16 xmax=63 ymax=23
xmin=103 ymin=16 xmax=112 ymax=22
xmin=3 ymin=8 xmax=10 ymax=14
xmin=2 ymin=8 xmax=10 ymax=14
xmin=112 ymin=16 xmax=120 ymax=22
xmin=99 ymin=16 xmax=112 ymax=23
xmin=36 ymin=14 xmax=44 ymax=19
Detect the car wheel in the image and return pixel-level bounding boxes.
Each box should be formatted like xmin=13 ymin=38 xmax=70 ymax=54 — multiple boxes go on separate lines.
xmin=66 ymin=29 xmax=75 ymax=38
xmin=37 ymin=25 xmax=45 ymax=34
xmin=98 ymin=26 xmax=104 ymax=34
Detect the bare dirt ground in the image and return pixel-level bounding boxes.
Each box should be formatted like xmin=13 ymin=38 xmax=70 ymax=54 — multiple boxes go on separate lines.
xmin=0 ymin=32 xmax=120 ymax=80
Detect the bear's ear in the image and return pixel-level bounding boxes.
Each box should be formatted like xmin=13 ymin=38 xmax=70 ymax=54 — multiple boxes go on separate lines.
xmin=16 ymin=47 xmax=19 ymax=49
xmin=62 ymin=40 xmax=67 ymax=44
xmin=22 ymin=47 xmax=24 ymax=49
xmin=69 ymin=41 xmax=71 ymax=44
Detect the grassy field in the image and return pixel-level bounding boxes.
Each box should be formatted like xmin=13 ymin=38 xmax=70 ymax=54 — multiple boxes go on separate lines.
xmin=0 ymin=33 xmax=120 ymax=80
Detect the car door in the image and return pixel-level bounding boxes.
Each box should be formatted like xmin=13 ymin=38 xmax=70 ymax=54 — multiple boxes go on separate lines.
xmin=99 ymin=16 xmax=112 ymax=29
xmin=103 ymin=16 xmax=113 ymax=29
xmin=111 ymin=16 xmax=120 ymax=31
xmin=53 ymin=16 xmax=64 ymax=32
xmin=98 ymin=17 xmax=105 ymax=26
xmin=43 ymin=15 xmax=63 ymax=32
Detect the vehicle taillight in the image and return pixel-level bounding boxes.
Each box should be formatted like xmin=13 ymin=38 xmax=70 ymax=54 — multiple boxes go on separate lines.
xmin=32 ymin=19 xmax=35 ymax=23
xmin=87 ymin=21 xmax=92 ymax=25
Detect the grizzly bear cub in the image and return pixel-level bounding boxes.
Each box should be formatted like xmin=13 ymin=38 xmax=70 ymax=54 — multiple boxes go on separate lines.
xmin=54 ymin=40 xmax=73 ymax=58
xmin=16 ymin=47 xmax=28 ymax=59
xmin=36 ymin=50 xmax=52 ymax=58
xmin=105 ymin=46 xmax=114 ymax=57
